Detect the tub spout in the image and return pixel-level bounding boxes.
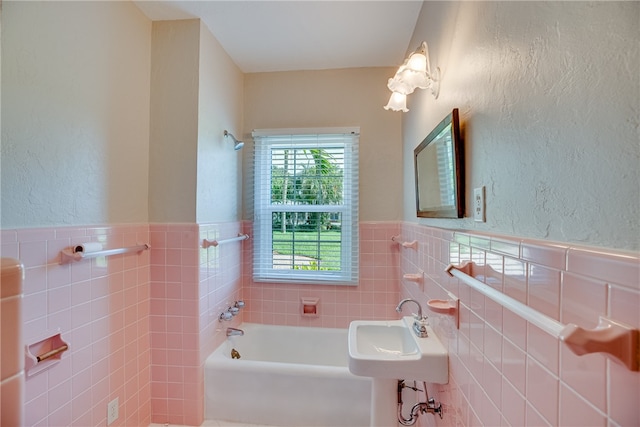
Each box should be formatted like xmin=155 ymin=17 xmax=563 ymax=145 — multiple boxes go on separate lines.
xmin=226 ymin=327 xmax=244 ymax=337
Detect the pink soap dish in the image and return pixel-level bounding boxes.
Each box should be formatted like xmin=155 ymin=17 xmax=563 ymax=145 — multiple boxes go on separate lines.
xmin=427 ymin=299 xmax=456 ymax=314
xmin=427 ymin=292 xmax=460 ymax=329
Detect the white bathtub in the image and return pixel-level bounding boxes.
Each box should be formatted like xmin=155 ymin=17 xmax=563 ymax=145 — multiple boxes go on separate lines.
xmin=204 ymin=323 xmax=372 ymax=427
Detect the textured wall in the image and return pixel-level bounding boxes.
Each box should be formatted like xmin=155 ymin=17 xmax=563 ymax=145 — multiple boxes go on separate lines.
xmin=148 ymin=19 xmax=245 ymax=224
xmin=403 ymin=1 xmax=640 ymax=251
xmin=1 ymin=2 xmax=151 ymax=227
xmin=148 ymin=19 xmax=200 ymax=223
xmin=196 ymin=22 xmax=244 ymax=224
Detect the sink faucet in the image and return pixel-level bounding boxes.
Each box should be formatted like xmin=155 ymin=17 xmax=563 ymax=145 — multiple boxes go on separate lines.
xmin=396 ymin=298 xmax=429 ymax=338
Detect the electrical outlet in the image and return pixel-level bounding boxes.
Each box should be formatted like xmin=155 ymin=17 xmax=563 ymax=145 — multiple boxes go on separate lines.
xmin=473 ymin=186 xmax=486 ymax=222
xmin=107 ymin=397 xmax=119 ymax=425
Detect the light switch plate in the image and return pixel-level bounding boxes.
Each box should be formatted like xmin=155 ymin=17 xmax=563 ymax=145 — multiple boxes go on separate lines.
xmin=474 ymin=186 xmax=486 ymax=222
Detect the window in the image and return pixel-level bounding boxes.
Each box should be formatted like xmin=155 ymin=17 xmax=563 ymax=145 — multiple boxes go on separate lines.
xmin=253 ymin=128 xmax=359 ymax=285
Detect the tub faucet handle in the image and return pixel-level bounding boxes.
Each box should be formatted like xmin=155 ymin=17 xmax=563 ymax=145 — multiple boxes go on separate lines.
xmin=225 ymin=300 xmax=245 ymax=317
xmin=219 ymin=311 xmax=233 ymax=322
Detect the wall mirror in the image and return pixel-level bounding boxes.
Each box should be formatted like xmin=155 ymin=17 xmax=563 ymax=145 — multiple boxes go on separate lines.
xmin=414 ymin=108 xmax=464 ymax=218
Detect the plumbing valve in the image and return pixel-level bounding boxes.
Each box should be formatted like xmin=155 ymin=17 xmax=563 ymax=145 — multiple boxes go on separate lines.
xmin=219 ymin=300 xmax=245 ymax=321
xmin=397 ymin=380 xmax=444 ymax=425
xmin=423 ymin=398 xmax=443 ymax=419
xmin=230 ymin=300 xmax=245 ymax=315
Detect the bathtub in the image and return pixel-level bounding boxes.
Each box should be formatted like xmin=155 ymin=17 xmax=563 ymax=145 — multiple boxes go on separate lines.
xmin=204 ymin=323 xmax=372 ymax=427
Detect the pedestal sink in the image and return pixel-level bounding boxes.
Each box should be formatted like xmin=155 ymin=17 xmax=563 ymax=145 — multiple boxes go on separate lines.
xmin=347 ymin=316 xmax=449 ymax=426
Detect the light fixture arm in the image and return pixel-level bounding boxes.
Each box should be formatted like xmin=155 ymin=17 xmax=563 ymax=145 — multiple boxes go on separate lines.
xmin=417 ymin=42 xmax=432 ymax=78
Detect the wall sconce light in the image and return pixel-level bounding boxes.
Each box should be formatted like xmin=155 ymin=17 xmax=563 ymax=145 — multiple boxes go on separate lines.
xmin=384 ymin=41 xmax=440 ymax=112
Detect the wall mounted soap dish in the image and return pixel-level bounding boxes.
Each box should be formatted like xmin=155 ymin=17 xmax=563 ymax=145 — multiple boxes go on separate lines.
xmin=427 ymin=292 xmax=460 ymax=329
xmin=403 ymin=271 xmax=424 ymax=283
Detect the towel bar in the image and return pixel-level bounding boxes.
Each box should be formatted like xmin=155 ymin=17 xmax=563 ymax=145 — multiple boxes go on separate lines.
xmin=60 ymin=243 xmax=150 ymax=264
xmin=202 ymin=233 xmax=250 ymax=248
xmin=446 ymin=261 xmax=639 ymax=371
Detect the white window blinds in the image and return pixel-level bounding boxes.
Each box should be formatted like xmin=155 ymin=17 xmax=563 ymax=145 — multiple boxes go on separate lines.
xmin=252 ymin=128 xmax=359 ymax=285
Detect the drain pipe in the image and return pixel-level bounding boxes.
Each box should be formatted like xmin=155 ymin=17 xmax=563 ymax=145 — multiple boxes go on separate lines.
xmin=397 ymin=380 xmax=443 ymax=426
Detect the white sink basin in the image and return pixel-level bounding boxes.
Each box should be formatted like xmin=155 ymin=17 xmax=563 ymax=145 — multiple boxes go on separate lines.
xmin=347 ymin=317 xmax=448 ymax=383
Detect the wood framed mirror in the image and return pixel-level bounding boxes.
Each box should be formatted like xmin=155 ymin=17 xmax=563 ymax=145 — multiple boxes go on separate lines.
xmin=414 ymin=108 xmax=464 ymax=218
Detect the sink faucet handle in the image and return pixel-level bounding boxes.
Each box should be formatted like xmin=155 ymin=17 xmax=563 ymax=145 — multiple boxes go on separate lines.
xmin=412 ymin=319 xmax=429 ymax=337
xmin=411 ymin=312 xmax=423 ymax=321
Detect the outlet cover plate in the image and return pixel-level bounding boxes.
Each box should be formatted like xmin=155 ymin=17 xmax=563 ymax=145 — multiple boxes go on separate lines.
xmin=474 ymin=186 xmax=486 ymax=222
xmin=107 ymin=397 xmax=119 ymax=425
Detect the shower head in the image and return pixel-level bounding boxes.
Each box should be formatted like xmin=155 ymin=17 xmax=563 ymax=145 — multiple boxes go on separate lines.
xmin=224 ymin=130 xmax=244 ymax=150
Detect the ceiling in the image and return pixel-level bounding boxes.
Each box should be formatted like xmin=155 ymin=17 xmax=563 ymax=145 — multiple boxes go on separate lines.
xmin=133 ymin=1 xmax=424 ymax=73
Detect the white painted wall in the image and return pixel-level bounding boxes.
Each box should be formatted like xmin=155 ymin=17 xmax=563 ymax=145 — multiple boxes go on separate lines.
xmin=149 ymin=19 xmax=244 ymax=224
xmin=2 ymin=6 xmax=244 ymax=227
xmin=403 ymin=1 xmax=640 ymax=251
xmin=196 ymin=21 xmax=244 ymax=223
xmin=1 ymin=1 xmax=151 ymax=227
xmin=243 ymin=68 xmax=403 ymax=221
xmin=148 ymin=19 xmax=200 ymax=223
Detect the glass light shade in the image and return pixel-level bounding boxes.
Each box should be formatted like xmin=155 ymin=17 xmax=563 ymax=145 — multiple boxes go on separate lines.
xmin=387 ymin=74 xmax=415 ymax=95
xmin=383 ymin=92 xmax=408 ymax=112
xmin=397 ymin=67 xmax=430 ymax=90
xmin=405 ymin=52 xmax=427 ymax=73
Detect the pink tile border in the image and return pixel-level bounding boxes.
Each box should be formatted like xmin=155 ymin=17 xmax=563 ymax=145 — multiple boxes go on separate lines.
xmin=567 ymin=247 xmax=639 ymax=290
xmin=521 ymin=240 xmax=569 ymax=270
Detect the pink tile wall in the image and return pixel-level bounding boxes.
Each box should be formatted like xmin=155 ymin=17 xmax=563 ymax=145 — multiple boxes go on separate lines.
xmin=242 ymin=222 xmax=401 ymax=328
xmin=148 ymin=222 xmax=242 ymax=426
xmin=398 ymin=223 xmax=640 ymax=427
xmin=0 ymin=225 xmax=151 ymax=427
xmin=148 ymin=223 xmax=200 ymax=426
xmin=1 ymin=258 xmax=25 ymax=426
xmin=5 ymin=220 xmax=635 ymax=426
xmin=198 ymin=223 xmax=244 ymax=360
